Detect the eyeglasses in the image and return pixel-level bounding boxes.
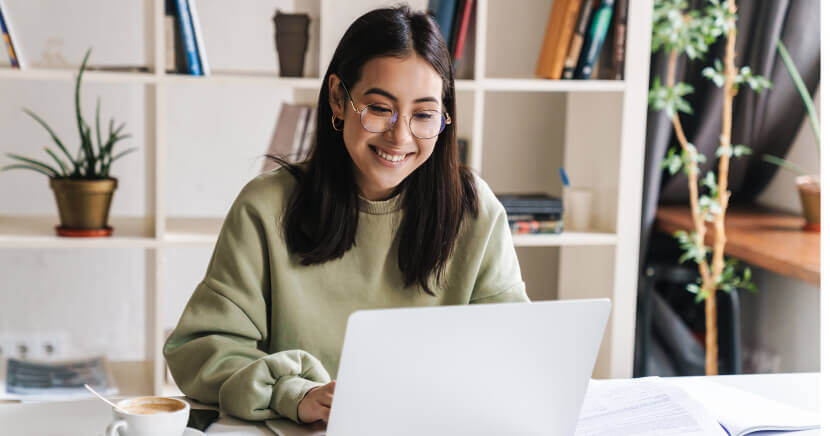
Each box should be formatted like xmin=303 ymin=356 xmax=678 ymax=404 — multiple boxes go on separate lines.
xmin=339 ymin=81 xmax=451 ymax=139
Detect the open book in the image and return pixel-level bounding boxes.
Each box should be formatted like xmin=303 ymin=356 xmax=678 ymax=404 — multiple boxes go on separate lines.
xmin=576 ymin=377 xmax=820 ymax=436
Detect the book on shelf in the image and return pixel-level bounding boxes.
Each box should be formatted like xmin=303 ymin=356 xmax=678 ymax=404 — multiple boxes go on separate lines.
xmin=561 ymin=0 xmax=594 ymax=80
xmin=534 ymin=0 xmax=582 ymax=80
xmin=449 ymin=0 xmax=473 ymax=62
xmin=457 ymin=137 xmax=469 ymax=166
xmin=0 ymin=355 xmax=117 ymax=402
xmin=574 ymin=0 xmax=615 ymax=80
xmin=611 ymin=0 xmax=627 ymax=80
xmin=510 ymin=219 xmax=563 ymax=235
xmin=262 ymin=103 xmax=315 ymax=172
xmin=427 ymin=0 xmax=458 ymax=48
xmin=0 ymin=0 xmax=24 ymax=69
xmin=172 ymin=0 xmax=203 ymax=75
xmin=187 ymin=0 xmax=210 ymax=76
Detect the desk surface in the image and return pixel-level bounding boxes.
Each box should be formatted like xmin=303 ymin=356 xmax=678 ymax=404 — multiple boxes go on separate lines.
xmin=0 ymin=373 xmax=819 ymax=435
xmin=655 ymin=205 xmax=820 ymax=286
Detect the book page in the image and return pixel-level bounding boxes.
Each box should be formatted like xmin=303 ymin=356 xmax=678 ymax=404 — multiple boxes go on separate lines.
xmin=575 ymin=377 xmax=726 ymax=436
xmin=666 ymin=378 xmax=821 ymax=436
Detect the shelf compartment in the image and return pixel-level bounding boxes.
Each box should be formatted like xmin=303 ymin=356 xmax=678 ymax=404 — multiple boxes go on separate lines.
xmin=164 ymin=217 xmax=222 ymax=245
xmin=0 ymin=216 xmax=155 ymax=248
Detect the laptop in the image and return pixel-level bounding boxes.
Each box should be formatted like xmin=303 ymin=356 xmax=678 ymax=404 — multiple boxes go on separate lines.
xmin=267 ymin=299 xmax=610 ymax=436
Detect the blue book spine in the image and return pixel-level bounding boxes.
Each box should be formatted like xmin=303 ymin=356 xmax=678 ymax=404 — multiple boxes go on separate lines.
xmin=0 ymin=3 xmax=19 ymax=68
xmin=174 ymin=0 xmax=202 ymax=75
xmin=575 ymin=0 xmax=615 ymax=80
xmin=430 ymin=0 xmax=458 ymax=47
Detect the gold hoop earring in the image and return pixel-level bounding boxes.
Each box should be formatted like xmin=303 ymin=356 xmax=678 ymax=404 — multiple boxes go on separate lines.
xmin=331 ymin=114 xmax=344 ymax=132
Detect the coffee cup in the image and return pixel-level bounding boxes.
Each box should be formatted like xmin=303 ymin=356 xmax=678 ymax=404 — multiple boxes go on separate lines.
xmin=105 ymin=396 xmax=190 ymax=436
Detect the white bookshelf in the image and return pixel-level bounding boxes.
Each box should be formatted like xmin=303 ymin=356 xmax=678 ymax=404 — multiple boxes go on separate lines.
xmin=0 ymin=0 xmax=653 ymax=394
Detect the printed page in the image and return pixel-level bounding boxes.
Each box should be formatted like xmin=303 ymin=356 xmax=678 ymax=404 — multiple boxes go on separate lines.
xmin=575 ymin=377 xmax=726 ymax=436
xmin=666 ymin=378 xmax=821 ymax=436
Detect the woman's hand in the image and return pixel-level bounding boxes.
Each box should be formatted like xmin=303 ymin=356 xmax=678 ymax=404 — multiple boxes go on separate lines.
xmin=298 ymin=380 xmax=336 ymax=423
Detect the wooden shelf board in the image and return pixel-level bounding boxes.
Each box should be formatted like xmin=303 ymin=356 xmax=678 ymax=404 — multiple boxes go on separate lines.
xmin=655 ymin=205 xmax=820 ymax=286
xmin=164 ymin=217 xmax=223 ymax=244
xmin=162 ymin=72 xmax=321 ymax=88
xmin=0 ymin=216 xmax=155 ymax=248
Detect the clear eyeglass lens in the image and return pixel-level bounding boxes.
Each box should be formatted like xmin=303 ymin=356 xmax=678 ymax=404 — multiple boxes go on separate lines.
xmin=359 ymin=105 xmax=445 ymax=139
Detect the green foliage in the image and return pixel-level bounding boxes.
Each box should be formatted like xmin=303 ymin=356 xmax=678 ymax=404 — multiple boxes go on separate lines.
xmin=717 ymin=258 xmax=757 ymax=293
xmin=649 ymin=78 xmax=694 ymax=118
xmin=674 ymin=230 xmax=709 ymax=264
xmin=652 ymin=0 xmax=734 ymax=59
xmin=661 ymin=145 xmax=706 ymax=176
xmin=1 ymin=49 xmax=135 ymax=179
xmin=716 ymin=144 xmax=752 ymax=158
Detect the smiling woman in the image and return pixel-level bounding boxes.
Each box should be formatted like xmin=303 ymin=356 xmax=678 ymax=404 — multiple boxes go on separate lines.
xmin=163 ymin=5 xmax=529 ymax=427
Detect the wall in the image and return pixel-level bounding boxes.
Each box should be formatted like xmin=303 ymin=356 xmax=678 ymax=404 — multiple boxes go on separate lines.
xmin=742 ymin=87 xmax=821 ymax=373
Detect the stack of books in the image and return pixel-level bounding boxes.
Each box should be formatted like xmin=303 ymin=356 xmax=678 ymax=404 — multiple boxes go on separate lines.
xmin=262 ymin=103 xmax=316 ymax=172
xmin=0 ymin=355 xmax=117 ymax=402
xmin=535 ymin=0 xmax=627 ymax=80
xmin=497 ymin=193 xmax=563 ymax=235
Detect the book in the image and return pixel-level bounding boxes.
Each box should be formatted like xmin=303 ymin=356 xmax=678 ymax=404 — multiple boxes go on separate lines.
xmin=0 ymin=356 xmax=117 ymax=402
xmin=165 ymin=0 xmax=187 ymax=73
xmin=510 ymin=220 xmax=563 ymax=234
xmin=508 ymin=213 xmax=562 ymax=222
xmin=534 ymin=0 xmax=583 ymax=80
xmin=297 ymin=108 xmax=317 ymax=161
xmin=562 ymin=0 xmax=594 ymax=80
xmin=262 ymin=103 xmax=312 ymax=172
xmin=173 ymin=0 xmax=202 ymax=75
xmin=428 ymin=0 xmax=458 ymax=47
xmin=576 ymin=377 xmax=821 ymax=436
xmin=0 ymin=0 xmax=23 ymax=69
xmin=449 ymin=0 xmax=474 ymax=62
xmin=457 ymin=137 xmax=469 ymax=165
xmin=574 ymin=0 xmax=615 ymax=80
xmin=187 ymin=0 xmax=210 ymax=75
xmin=611 ymin=0 xmax=627 ymax=80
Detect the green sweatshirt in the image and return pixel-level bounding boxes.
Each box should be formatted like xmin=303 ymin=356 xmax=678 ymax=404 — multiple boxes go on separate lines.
xmin=163 ymin=168 xmax=528 ymax=423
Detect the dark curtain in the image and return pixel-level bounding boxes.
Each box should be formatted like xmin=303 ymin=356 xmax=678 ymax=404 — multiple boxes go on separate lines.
xmin=635 ymin=0 xmax=820 ymax=376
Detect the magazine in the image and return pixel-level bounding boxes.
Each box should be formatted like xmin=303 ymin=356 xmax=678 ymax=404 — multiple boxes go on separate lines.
xmin=0 ymin=355 xmax=118 ymax=402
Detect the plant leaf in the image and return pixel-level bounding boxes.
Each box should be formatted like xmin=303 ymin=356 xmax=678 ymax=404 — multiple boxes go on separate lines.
xmin=22 ymin=108 xmax=76 ymax=170
xmin=43 ymin=147 xmax=68 ymax=177
xmin=5 ymin=153 xmax=59 ymax=176
xmin=0 ymin=164 xmax=55 ymax=177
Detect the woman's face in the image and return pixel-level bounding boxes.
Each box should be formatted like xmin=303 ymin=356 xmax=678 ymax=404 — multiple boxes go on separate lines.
xmin=329 ymin=54 xmax=445 ymax=201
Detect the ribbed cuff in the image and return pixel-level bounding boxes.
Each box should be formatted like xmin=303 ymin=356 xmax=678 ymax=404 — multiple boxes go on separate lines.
xmin=271 ymin=376 xmax=325 ymax=423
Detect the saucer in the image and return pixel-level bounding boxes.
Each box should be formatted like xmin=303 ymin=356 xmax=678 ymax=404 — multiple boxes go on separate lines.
xmin=183 ymin=428 xmax=206 ymax=436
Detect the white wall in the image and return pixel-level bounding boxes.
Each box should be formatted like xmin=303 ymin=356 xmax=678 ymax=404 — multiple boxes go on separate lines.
xmin=0 ymin=0 xmax=304 ymax=361
xmin=741 ymin=87 xmax=821 ymax=373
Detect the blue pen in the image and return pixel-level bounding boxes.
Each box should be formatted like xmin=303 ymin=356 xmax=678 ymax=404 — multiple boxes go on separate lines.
xmin=559 ymin=167 xmax=570 ymax=187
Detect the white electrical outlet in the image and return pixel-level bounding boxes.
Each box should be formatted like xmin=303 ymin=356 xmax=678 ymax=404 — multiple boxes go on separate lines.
xmin=0 ymin=331 xmax=68 ymax=360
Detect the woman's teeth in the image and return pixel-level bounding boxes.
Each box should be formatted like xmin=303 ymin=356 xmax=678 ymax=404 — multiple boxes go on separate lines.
xmin=373 ymin=147 xmax=408 ymax=162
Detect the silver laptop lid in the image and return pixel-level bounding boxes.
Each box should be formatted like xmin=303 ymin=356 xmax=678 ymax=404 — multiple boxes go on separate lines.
xmin=327 ymin=299 xmax=610 ymax=436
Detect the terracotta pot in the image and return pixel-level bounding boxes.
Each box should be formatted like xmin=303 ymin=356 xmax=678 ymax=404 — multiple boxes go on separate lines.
xmin=795 ymin=175 xmax=820 ymax=232
xmin=49 ymin=178 xmax=117 ymax=236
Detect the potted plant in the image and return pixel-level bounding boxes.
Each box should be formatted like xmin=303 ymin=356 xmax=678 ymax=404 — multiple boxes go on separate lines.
xmin=762 ymin=39 xmax=820 ymax=231
xmin=1 ymin=49 xmax=135 ymax=237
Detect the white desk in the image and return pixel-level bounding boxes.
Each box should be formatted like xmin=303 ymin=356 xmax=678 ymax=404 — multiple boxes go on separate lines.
xmin=0 ymin=373 xmax=819 ymax=435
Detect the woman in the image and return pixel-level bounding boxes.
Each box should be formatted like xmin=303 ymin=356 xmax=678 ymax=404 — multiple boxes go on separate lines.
xmin=164 ymin=5 xmax=528 ymax=425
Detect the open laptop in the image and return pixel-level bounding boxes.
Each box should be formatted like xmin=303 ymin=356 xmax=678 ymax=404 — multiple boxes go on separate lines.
xmin=267 ymin=299 xmax=610 ymax=436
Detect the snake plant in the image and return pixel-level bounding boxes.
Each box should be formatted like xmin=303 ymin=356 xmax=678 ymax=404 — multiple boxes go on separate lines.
xmin=2 ymin=48 xmax=135 ymax=179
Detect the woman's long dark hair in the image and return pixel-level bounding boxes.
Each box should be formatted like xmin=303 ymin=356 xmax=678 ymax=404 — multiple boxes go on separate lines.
xmin=271 ymin=5 xmax=478 ymax=295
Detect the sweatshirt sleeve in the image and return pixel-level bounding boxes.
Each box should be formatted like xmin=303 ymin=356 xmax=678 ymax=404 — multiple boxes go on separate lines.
xmin=163 ymin=180 xmax=330 ymax=422
xmin=469 ymin=205 xmax=531 ymax=304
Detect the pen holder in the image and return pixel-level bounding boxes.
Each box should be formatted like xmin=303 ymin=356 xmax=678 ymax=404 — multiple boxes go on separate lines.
xmin=273 ymin=11 xmax=310 ymax=77
xmin=564 ymin=187 xmax=592 ymax=231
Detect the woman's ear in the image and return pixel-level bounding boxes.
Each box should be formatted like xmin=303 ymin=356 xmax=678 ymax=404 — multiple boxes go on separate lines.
xmin=328 ymin=74 xmax=345 ymax=119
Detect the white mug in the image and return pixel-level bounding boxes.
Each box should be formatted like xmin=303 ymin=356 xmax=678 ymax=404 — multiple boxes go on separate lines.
xmin=106 ymin=396 xmax=190 ymax=436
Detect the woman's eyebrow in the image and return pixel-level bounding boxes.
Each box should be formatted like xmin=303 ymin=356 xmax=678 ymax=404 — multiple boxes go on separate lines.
xmin=363 ymin=87 xmax=439 ymax=104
